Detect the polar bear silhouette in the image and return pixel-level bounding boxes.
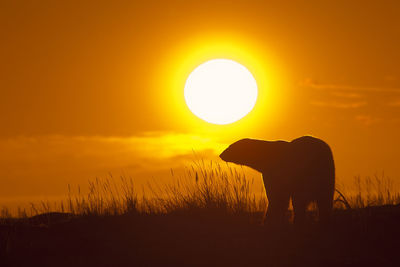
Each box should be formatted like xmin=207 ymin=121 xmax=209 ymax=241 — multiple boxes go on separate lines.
xmin=219 ymin=136 xmax=335 ymax=225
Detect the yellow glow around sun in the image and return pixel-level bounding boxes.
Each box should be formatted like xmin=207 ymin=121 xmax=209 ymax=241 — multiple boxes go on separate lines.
xmin=154 ymin=33 xmax=287 ymax=136
xmin=184 ymin=59 xmax=258 ymax=125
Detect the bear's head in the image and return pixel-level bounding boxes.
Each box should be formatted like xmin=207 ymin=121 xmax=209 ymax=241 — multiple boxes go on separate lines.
xmin=219 ymin=138 xmax=290 ymax=173
xmin=219 ymin=139 xmax=261 ymax=168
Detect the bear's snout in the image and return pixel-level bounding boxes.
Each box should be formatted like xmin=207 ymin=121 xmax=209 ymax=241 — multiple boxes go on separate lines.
xmin=219 ymin=150 xmax=228 ymax=161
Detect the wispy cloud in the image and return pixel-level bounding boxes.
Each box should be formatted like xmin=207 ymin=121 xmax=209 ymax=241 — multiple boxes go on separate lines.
xmin=310 ymin=100 xmax=367 ymax=109
xmin=388 ymin=99 xmax=400 ymax=107
xmin=300 ymin=78 xmax=400 ymax=93
xmin=0 ymin=133 xmax=229 ymax=198
xmin=330 ymin=91 xmax=363 ymax=98
xmin=355 ymin=115 xmax=381 ymax=126
xmin=384 ymin=75 xmax=398 ymax=82
xmin=301 ymin=78 xmax=400 ymax=109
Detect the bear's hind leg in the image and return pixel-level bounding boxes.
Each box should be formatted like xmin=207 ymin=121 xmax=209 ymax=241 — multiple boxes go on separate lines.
xmin=317 ymin=194 xmax=333 ymax=225
xmin=292 ymin=195 xmax=307 ymax=226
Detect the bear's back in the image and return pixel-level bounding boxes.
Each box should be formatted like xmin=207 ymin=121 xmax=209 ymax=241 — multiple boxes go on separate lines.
xmin=289 ymin=136 xmax=335 ymax=192
xmin=290 ymin=136 xmax=333 ymax=160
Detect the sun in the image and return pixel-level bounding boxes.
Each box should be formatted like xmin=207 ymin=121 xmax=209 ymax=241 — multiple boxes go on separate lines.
xmin=184 ymin=59 xmax=258 ymax=125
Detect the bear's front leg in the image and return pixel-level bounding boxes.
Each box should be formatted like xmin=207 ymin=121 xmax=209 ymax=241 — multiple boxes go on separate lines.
xmin=264 ymin=183 xmax=290 ymax=227
xmin=265 ymin=200 xmax=290 ymax=227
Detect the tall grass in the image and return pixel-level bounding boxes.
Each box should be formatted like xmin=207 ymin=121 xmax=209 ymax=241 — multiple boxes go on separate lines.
xmin=145 ymin=160 xmax=267 ymax=215
xmin=336 ymin=173 xmax=400 ymax=209
xmin=65 ymin=175 xmax=139 ymax=216
xmin=0 ymin=161 xmax=267 ymax=218
xmin=1 ymin=162 xmax=400 ymax=219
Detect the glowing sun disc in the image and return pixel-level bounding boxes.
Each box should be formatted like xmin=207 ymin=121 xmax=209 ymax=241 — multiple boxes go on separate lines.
xmin=184 ymin=59 xmax=258 ymax=125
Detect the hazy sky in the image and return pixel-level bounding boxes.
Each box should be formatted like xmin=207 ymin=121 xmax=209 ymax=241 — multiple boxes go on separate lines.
xmin=1 ymin=1 xmax=400 ymax=205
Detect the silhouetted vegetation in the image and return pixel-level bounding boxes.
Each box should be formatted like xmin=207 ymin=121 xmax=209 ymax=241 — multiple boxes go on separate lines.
xmin=1 ymin=162 xmax=400 ymax=266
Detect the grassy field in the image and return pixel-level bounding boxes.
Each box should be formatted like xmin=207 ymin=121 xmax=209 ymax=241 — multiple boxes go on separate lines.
xmin=1 ymin=162 xmax=400 ymax=266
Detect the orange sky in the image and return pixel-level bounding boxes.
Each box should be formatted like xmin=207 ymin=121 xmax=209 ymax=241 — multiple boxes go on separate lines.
xmin=1 ymin=1 xmax=400 ymax=206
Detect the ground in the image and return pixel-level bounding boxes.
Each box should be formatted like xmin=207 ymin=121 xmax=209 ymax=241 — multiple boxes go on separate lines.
xmin=1 ymin=205 xmax=400 ymax=267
